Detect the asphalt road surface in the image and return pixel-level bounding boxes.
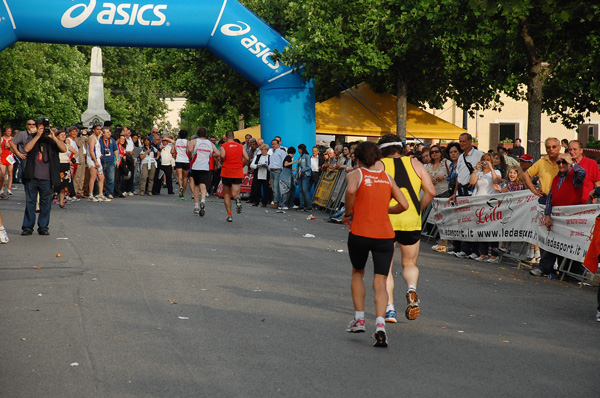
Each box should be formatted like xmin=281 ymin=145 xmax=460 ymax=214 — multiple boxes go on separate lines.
xmin=1 ymin=185 xmax=598 ymax=398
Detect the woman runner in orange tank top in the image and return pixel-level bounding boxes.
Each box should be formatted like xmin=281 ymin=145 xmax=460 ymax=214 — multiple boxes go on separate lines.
xmin=342 ymin=142 xmax=408 ymax=348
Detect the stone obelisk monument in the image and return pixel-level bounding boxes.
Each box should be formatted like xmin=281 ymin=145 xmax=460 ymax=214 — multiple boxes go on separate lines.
xmin=81 ymin=47 xmax=110 ymax=127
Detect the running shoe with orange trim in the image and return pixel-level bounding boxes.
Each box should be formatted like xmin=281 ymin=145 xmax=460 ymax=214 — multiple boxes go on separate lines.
xmin=405 ymin=289 xmax=420 ymax=320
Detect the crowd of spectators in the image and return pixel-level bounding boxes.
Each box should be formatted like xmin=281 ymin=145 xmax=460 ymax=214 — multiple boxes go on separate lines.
xmin=2 ymin=121 xmax=599 ymax=244
xmin=1 ymin=121 xmax=598 ymax=319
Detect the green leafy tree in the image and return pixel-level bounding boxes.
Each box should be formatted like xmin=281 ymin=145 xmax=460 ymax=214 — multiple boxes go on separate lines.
xmin=471 ymin=0 xmax=600 ymax=158
xmin=0 ymin=43 xmax=88 ymax=129
xmin=276 ymin=0 xmax=503 ymax=139
xmin=169 ymin=48 xmax=261 ymax=135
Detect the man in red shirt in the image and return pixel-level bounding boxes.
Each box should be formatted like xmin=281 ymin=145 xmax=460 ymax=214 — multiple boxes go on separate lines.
xmin=568 ymin=140 xmax=600 ymax=203
xmin=219 ymin=130 xmax=249 ymax=222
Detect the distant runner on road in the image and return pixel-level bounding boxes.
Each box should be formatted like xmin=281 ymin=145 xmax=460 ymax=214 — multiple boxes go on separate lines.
xmin=188 ymin=127 xmax=219 ymax=217
xmin=219 ymin=130 xmax=249 ymax=222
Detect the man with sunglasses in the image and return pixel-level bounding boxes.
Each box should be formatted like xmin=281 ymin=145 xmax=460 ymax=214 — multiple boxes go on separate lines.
xmin=21 ymin=117 xmax=67 ymax=235
xmin=9 ymin=120 xmax=37 ymax=184
xmin=530 ymin=153 xmax=587 ymax=277
xmin=522 ymin=137 xmax=561 ymax=198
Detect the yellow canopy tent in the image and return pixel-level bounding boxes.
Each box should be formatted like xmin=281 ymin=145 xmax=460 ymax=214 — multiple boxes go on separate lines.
xmin=316 ymin=83 xmax=465 ymax=140
xmin=234 ymin=83 xmax=465 ymax=140
xmin=234 ymin=125 xmax=261 ymax=142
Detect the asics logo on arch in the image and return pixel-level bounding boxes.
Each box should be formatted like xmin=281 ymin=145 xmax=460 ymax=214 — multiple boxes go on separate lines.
xmin=220 ymin=21 xmax=280 ymax=70
xmin=61 ymin=0 xmax=168 ymax=29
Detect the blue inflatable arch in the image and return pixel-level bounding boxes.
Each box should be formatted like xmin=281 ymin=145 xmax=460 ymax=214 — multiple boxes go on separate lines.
xmin=0 ymin=0 xmax=315 ymax=148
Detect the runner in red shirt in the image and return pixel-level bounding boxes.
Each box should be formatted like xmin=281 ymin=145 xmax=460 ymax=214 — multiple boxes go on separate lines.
xmin=219 ymin=130 xmax=249 ymax=222
xmin=342 ymin=141 xmax=408 ymax=348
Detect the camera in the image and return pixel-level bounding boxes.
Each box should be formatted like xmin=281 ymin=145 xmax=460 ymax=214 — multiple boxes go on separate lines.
xmin=481 ymin=161 xmax=487 ymax=166
xmin=41 ymin=117 xmax=51 ymax=136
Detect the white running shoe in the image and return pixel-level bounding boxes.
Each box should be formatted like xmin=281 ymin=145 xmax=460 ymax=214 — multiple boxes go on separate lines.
xmin=346 ymin=318 xmax=366 ymax=333
xmin=88 ymin=195 xmax=99 ymax=202
xmin=96 ymin=195 xmax=112 ymax=202
xmin=0 ymin=228 xmax=8 ymax=244
xmin=373 ymin=329 xmax=388 ymax=347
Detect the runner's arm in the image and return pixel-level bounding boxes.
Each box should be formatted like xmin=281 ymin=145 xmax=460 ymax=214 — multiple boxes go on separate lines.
xmin=187 ymin=140 xmax=195 ymax=158
xmin=412 ymin=158 xmax=435 ymax=210
xmin=342 ymin=170 xmax=360 ymax=224
xmin=242 ymin=147 xmax=250 ymax=165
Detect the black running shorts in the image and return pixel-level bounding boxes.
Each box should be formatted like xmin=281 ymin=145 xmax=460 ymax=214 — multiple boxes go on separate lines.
xmin=221 ymin=177 xmax=242 ymax=187
xmin=191 ymin=170 xmax=211 ymax=186
xmin=394 ymin=230 xmax=421 ymax=246
xmin=175 ymin=162 xmax=190 ymax=170
xmin=347 ymin=232 xmax=395 ymax=276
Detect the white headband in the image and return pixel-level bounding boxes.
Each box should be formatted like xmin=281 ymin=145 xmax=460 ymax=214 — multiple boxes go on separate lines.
xmin=379 ymin=142 xmax=403 ymax=149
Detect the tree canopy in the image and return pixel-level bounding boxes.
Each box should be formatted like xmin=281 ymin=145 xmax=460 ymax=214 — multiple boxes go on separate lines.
xmin=0 ymin=44 xmax=171 ymax=133
xmin=0 ymin=0 xmax=598 ymax=150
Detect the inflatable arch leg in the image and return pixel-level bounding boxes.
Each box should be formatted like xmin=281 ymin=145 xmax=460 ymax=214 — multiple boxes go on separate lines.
xmin=0 ymin=0 xmax=315 ymax=148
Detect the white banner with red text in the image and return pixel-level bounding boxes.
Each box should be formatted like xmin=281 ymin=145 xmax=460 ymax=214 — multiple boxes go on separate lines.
xmin=429 ymin=190 xmax=600 ymax=263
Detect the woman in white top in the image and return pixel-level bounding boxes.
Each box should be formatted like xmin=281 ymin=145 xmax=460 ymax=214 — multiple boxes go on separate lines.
xmin=469 ymin=153 xmax=502 ymax=196
xmin=425 ymin=144 xmax=451 ymax=253
xmin=172 ymin=130 xmax=190 ymax=198
xmin=425 ymin=144 xmax=451 ymax=197
xmin=160 ymin=136 xmax=175 ymax=194
xmin=467 ymin=153 xmax=502 ymax=261
xmin=139 ymin=137 xmax=159 ymax=195
xmin=250 ymin=144 xmax=271 ymax=206
xmin=87 ymin=124 xmax=110 ymax=202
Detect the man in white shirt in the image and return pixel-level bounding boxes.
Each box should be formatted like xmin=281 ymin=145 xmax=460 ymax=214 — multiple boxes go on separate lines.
xmin=188 ymin=127 xmax=219 ymax=216
xmin=448 ymin=133 xmax=483 ymax=258
xmin=268 ymin=139 xmax=287 ymax=209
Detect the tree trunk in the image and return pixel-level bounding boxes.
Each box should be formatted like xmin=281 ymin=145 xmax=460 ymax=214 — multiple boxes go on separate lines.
xmin=396 ymin=78 xmax=407 ymax=139
xmin=526 ymin=76 xmax=543 ymax=160
xmin=520 ymin=16 xmax=543 ymax=161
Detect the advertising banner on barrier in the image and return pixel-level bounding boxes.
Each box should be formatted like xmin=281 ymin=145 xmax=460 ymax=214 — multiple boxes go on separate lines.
xmin=313 ymin=170 xmax=340 ymax=208
xmin=431 ymin=190 xmax=600 ymax=263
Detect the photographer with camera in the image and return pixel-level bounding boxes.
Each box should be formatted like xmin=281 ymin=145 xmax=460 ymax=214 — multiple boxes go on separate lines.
xmin=20 ymin=117 xmax=67 ymax=236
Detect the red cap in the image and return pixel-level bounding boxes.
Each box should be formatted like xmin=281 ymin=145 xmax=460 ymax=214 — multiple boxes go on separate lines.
xmin=520 ymin=154 xmax=533 ymax=163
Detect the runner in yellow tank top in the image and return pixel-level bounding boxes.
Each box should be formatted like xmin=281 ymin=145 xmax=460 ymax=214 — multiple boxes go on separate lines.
xmin=377 ymin=134 xmax=435 ymax=323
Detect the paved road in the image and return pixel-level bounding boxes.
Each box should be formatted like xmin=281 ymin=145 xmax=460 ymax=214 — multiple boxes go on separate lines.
xmin=0 ymin=185 xmax=598 ymax=397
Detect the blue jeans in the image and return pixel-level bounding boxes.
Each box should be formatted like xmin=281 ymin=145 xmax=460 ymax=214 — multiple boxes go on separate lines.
xmin=16 ymin=157 xmax=26 ymax=183
xmin=22 ymin=178 xmax=53 ymax=233
xmin=298 ymin=175 xmax=312 ymax=209
xmin=270 ymin=170 xmax=282 ymax=205
xmin=279 ymin=168 xmax=293 ymax=206
xmin=102 ymin=161 xmax=115 ymax=195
